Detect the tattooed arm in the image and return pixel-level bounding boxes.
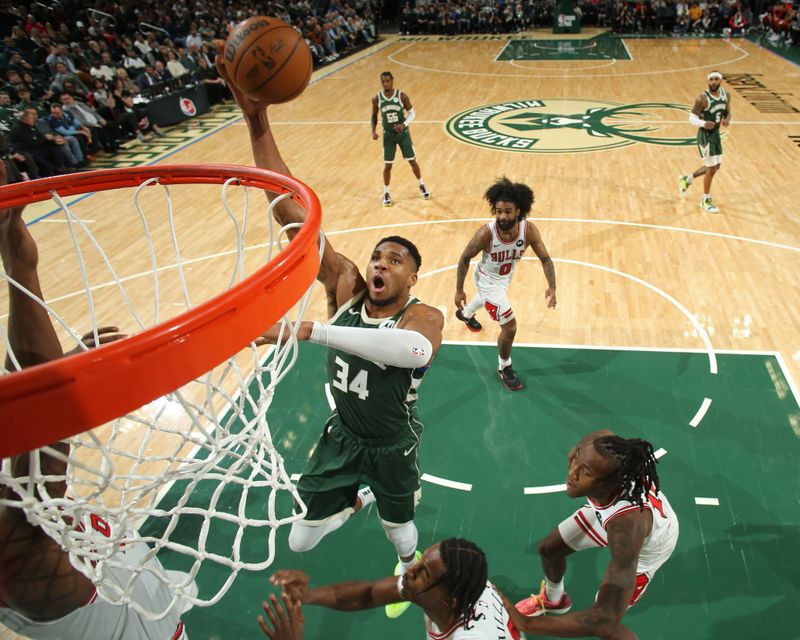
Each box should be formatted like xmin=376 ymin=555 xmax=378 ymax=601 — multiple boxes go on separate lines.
xmin=527 ymin=221 xmax=556 ymax=309
xmin=504 ymin=510 xmax=650 ymax=637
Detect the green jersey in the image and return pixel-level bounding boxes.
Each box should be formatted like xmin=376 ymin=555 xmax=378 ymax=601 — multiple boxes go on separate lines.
xmin=326 ymin=290 xmax=427 ymax=441
xmin=701 ymin=88 xmax=728 ymax=133
xmin=377 ymin=89 xmax=406 ymax=133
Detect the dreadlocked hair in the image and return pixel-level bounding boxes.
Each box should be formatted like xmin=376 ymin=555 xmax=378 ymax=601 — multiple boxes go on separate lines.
xmin=438 ymin=538 xmax=488 ymax=625
xmin=593 ymin=436 xmax=659 ymax=511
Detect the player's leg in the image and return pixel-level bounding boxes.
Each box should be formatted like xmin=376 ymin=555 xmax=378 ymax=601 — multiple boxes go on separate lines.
xmin=491 ymin=287 xmax=521 ymax=390
xmin=383 ymin=135 xmax=396 ymax=206
xmin=457 ymin=269 xmax=484 ymax=331
xmin=401 ymin=131 xmax=429 ymax=199
xmin=288 ymin=422 xmax=364 ymax=552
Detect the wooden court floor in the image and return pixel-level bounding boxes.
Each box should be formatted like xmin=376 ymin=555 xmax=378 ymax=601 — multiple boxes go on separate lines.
xmin=3 ymin=31 xmax=800 ymax=639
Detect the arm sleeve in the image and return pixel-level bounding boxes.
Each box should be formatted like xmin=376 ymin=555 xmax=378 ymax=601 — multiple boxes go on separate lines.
xmin=309 ymin=322 xmax=432 ymax=368
xmin=403 ymin=108 xmax=416 ymax=127
xmin=688 ymin=112 xmax=705 ymax=128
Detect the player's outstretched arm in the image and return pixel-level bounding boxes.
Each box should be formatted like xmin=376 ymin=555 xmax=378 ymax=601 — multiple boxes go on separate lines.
xmin=454 ymin=225 xmax=490 ymax=310
xmin=527 ymin=221 xmax=556 ymax=309
xmin=502 ymin=511 xmax=648 ymax=637
xmin=214 ymin=55 xmax=365 ymax=316
xmin=271 ymin=570 xmax=403 ymax=611
xmin=397 ymin=302 xmax=444 ymax=366
xmin=258 ymin=593 xmax=305 ymax=640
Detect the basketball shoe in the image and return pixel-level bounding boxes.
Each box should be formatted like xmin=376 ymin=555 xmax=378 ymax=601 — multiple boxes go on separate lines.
xmin=700 ymin=196 xmax=719 ymax=213
xmin=383 ymin=192 xmax=393 ymax=207
xmin=385 ymin=550 xmax=422 ymax=619
xmin=678 ymin=175 xmax=690 ymax=196
xmin=419 ymin=185 xmax=431 ymax=200
xmin=455 ymin=309 xmax=482 ymax=332
xmin=516 ymin=582 xmax=573 ymax=617
xmin=498 ymin=365 xmax=523 ymax=391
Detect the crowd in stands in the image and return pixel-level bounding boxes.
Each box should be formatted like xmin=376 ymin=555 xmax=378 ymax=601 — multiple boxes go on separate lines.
xmin=0 ymin=0 xmax=379 ymax=181
xmin=398 ymin=0 xmax=798 ymax=43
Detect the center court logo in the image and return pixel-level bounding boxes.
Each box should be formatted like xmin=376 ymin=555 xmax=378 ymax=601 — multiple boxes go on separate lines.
xmin=445 ymin=99 xmax=697 ymax=153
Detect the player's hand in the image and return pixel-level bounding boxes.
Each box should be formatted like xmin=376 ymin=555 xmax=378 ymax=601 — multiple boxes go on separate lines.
xmin=63 ymin=326 xmax=129 ymax=357
xmin=703 ymin=120 xmax=715 ymax=130
xmin=454 ymin=290 xmax=466 ymax=309
xmin=214 ymin=49 xmax=269 ymax=119
xmin=495 ymin=586 xmax=529 ymax=632
xmin=270 ymin=570 xmax=310 ymax=603
xmin=721 ymin=117 xmax=730 ymax=127
xmin=0 ymin=163 xmax=33 ymax=274
xmin=371 ymin=131 xmax=378 ymax=141
xmin=255 ymin=321 xmax=313 ymax=347
xmin=392 ymin=123 xmax=404 ymax=133
xmin=258 ymin=593 xmax=304 ymax=640
xmin=545 ymin=288 xmax=557 ymax=309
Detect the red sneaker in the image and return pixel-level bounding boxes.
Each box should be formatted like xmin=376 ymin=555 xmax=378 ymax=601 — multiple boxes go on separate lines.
xmin=515 ymin=583 xmax=572 ymax=617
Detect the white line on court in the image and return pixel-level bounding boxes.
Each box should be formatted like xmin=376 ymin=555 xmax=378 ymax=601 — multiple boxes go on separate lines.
xmin=524 ymin=484 xmax=567 ymax=495
xmin=695 ymin=497 xmax=720 ymax=506
xmin=421 ymin=473 xmax=473 ymax=492
xmin=387 ymin=37 xmax=748 ymax=78
xmin=621 ymin=38 xmax=633 ymax=60
xmin=690 ymin=398 xmax=713 ymax=428
xmin=324 ymin=383 xmax=336 ymax=411
xmin=509 ymin=58 xmax=617 ymax=71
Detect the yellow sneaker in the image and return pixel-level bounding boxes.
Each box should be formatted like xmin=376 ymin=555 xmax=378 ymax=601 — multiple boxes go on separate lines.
xmin=385 ymin=550 xmax=422 ymax=618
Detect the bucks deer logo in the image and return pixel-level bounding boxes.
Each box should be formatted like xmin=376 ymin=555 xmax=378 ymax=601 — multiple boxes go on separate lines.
xmin=446 ymin=99 xmax=696 ymax=153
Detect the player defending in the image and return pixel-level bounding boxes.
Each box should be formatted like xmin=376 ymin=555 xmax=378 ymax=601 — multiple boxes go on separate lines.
xmin=371 ymin=71 xmax=430 ymax=207
xmin=454 ymin=177 xmax=556 ymax=391
xmin=261 ymin=538 xmax=520 ymax=640
xmin=508 ymin=431 xmax=679 ymax=639
xmin=679 ymin=70 xmax=731 ymax=214
xmin=0 ymin=164 xmax=193 ymax=639
xmin=216 ymin=58 xmax=444 ymax=620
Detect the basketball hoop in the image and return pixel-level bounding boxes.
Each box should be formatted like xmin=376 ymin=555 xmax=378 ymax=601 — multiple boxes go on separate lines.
xmin=0 ymin=165 xmax=322 ymax=619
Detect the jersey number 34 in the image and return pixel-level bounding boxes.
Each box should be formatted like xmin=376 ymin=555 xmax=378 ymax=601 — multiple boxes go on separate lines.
xmin=332 ymin=356 xmax=370 ymax=400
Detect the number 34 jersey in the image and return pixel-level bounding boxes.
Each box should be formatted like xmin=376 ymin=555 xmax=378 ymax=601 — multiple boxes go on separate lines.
xmin=326 ymin=290 xmax=429 ymax=441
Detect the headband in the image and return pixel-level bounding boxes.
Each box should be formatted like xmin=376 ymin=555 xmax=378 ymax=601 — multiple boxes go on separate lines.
xmin=707 ymin=72 xmax=722 ymax=80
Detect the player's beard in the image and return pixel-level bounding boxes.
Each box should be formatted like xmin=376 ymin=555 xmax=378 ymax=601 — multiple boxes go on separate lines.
xmin=366 ymin=291 xmax=402 ymax=308
xmin=497 ymin=218 xmax=516 ymax=231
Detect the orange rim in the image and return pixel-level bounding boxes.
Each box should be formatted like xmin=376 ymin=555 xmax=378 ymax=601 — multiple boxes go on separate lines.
xmin=0 ymin=165 xmax=321 ymax=458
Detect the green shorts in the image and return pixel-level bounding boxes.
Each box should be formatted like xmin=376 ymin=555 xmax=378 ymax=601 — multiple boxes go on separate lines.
xmin=383 ymin=129 xmax=416 ymax=164
xmin=697 ymin=129 xmax=723 ymax=166
xmin=296 ymin=413 xmax=422 ymax=525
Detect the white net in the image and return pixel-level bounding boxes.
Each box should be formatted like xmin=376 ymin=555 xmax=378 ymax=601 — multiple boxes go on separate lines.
xmin=0 ymin=172 xmax=322 ymax=619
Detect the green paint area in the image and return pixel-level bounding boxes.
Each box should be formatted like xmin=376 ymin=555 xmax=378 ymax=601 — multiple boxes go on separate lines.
xmin=497 ymin=33 xmax=631 ymax=61
xmin=144 ymin=344 xmax=800 ymax=639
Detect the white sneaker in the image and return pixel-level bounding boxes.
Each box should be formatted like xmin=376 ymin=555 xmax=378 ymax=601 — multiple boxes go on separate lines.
xmin=700 ymin=197 xmax=719 ymax=213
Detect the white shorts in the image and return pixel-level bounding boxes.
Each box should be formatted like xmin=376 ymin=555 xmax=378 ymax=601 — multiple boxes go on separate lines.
xmin=473 ymin=268 xmax=514 ymax=326
xmin=558 ymin=505 xmax=679 ymax=606
xmin=703 ymin=154 xmax=722 ymax=167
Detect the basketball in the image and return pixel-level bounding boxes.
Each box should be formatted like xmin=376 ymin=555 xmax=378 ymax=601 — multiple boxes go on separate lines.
xmin=222 ymin=16 xmax=312 ymax=104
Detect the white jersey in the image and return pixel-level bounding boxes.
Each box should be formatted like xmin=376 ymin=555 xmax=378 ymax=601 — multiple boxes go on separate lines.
xmin=475 ymin=220 xmax=527 ymax=285
xmin=575 ymin=486 xmax=679 ymax=573
xmin=0 ymin=526 xmax=193 ymax=639
xmin=424 ymin=581 xmax=520 ymax=640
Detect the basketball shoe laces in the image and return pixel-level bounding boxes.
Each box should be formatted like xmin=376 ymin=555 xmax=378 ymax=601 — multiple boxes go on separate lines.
xmin=526 ymin=580 xmax=549 ymax=616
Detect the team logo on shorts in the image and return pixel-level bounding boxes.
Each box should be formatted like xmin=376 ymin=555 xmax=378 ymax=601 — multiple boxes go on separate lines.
xmin=445 ymin=99 xmax=696 ymax=154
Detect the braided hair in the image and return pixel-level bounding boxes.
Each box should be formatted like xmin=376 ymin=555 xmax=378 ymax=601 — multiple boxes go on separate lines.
xmin=593 ymin=436 xmax=659 ymax=510
xmin=436 ymin=538 xmax=488 ymax=626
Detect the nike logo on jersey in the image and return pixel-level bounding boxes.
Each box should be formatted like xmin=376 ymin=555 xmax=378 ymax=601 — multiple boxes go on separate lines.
xmin=403 ymin=444 xmax=417 ymax=456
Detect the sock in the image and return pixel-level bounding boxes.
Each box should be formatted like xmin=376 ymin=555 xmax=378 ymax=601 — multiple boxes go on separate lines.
xmin=383 ymin=185 xmax=390 ymax=195
xmin=498 ymin=356 xmax=511 ymax=370
xmin=703 ymin=193 xmax=710 ymax=200
xmin=686 ymin=175 xmax=693 ymax=184
xmin=399 ymin=552 xmax=418 ymax=573
xmin=545 ymin=578 xmax=565 ymax=602
xmin=418 ymin=179 xmax=424 ymax=186
xmin=356 ymin=486 xmax=375 ymax=510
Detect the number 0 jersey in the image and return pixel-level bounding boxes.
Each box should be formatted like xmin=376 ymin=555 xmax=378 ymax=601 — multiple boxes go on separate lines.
xmin=475 ymin=220 xmax=527 ymax=285
xmin=327 ymin=290 xmax=428 ymax=441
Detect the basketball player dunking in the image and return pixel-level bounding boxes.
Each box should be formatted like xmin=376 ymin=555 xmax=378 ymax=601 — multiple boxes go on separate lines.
xmin=679 ymin=70 xmax=731 ymax=214
xmin=215 ymin=57 xmax=444 ymax=620
xmin=454 ymin=177 xmax=556 ymax=391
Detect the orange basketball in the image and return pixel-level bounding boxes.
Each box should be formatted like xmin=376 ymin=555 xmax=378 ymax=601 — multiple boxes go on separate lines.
xmin=222 ymin=16 xmax=312 ymax=104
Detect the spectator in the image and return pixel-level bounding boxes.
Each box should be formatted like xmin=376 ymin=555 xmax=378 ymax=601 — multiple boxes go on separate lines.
xmin=136 ymin=65 xmax=165 ymax=90
xmin=185 ymin=25 xmax=203 ymax=51
xmin=0 ymin=92 xmax=19 ymax=134
xmin=688 ymin=1 xmax=704 ymax=30
xmin=194 ymin=55 xmax=229 ymax=105
xmin=50 ymin=61 xmax=89 ymax=94
xmin=166 ymin=50 xmax=189 ymax=78
xmin=1 ymin=131 xmax=39 ymax=181
xmin=116 ymin=68 xmax=139 ymax=95
xmin=9 ymin=109 xmax=70 ymax=176
xmin=48 ymin=102 xmax=95 ymax=157
xmin=15 ymin=87 xmax=47 ymax=118
xmin=123 ymin=48 xmax=147 ymax=76
xmin=115 ymin=91 xmax=163 ymax=142
xmin=60 ymin=92 xmax=120 ymax=153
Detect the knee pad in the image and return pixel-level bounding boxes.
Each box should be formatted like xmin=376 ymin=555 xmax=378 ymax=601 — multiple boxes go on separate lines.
xmin=381 ymin=519 xmax=418 ymax=559
xmin=288 ymin=522 xmax=325 ymax=553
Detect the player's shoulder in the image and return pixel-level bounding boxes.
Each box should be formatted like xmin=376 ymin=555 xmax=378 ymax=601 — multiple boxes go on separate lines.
xmin=405 ymin=301 xmax=444 ymax=327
